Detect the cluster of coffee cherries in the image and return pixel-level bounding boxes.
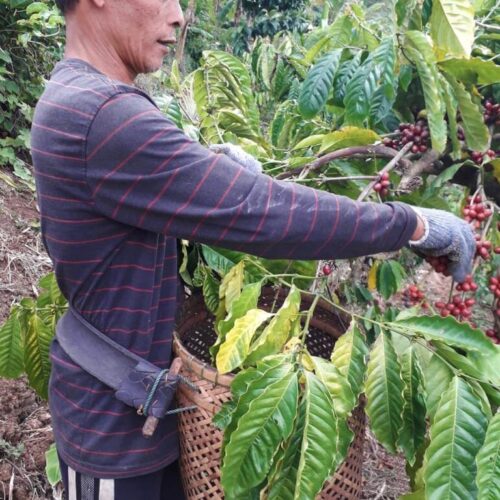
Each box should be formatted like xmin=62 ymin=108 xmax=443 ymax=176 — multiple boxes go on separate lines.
xmin=490 ymin=275 xmax=500 ymax=301
xmin=425 ymin=255 xmax=451 ymax=275
xmin=475 ymin=236 xmax=496 ymax=260
xmin=462 ymin=195 xmax=493 ymax=227
xmin=470 ymin=149 xmax=496 ymax=166
xmin=484 ymin=99 xmax=500 ymax=126
xmin=382 ymin=120 xmax=430 ymax=154
xmin=485 ymin=275 xmax=500 ymax=343
xmin=373 ymin=172 xmax=391 ymax=197
xmin=435 ymin=296 xmax=476 ymax=320
xmin=403 ymin=285 xmax=428 ymax=309
xmin=434 ymin=275 xmax=477 ymax=322
xmin=490 ymin=275 xmax=500 ymax=316
xmin=455 ymin=274 xmax=479 ymax=293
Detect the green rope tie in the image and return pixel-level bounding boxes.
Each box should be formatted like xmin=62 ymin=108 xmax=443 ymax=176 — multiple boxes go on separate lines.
xmin=142 ymin=369 xmax=168 ymax=417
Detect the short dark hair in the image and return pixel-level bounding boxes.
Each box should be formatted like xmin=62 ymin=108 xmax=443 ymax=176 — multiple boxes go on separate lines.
xmin=55 ymin=0 xmax=79 ymax=14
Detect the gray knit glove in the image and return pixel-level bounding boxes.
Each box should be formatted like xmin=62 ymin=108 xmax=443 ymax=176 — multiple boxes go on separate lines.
xmin=408 ymin=207 xmax=476 ymax=283
xmin=209 ymin=143 xmax=263 ymax=175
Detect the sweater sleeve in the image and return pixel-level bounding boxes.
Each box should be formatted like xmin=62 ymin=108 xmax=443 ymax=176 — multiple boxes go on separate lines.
xmin=85 ymin=92 xmax=418 ymax=260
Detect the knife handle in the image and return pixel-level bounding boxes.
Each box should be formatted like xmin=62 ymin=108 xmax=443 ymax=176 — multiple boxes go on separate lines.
xmin=142 ymin=357 xmax=183 ymax=438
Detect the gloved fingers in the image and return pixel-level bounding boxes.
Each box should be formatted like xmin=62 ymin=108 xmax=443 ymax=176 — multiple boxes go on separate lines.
xmin=448 ymin=258 xmax=473 ymax=283
xmin=447 ymin=233 xmax=475 ymax=282
xmin=209 ymin=143 xmax=230 ymax=155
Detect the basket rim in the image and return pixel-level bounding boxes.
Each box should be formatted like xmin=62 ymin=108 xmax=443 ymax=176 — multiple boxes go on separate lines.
xmin=173 ymin=331 xmax=234 ymax=388
xmin=173 ymin=290 xmax=350 ymax=388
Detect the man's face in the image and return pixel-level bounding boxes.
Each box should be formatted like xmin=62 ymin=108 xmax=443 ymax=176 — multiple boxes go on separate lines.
xmin=106 ymin=0 xmax=184 ymax=76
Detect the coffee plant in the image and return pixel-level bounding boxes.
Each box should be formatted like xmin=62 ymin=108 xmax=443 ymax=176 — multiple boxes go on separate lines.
xmin=0 ymin=0 xmax=63 ymax=188
xmin=1 ymin=0 xmax=500 ymax=499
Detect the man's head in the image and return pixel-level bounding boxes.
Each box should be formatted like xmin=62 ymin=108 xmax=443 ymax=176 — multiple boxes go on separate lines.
xmin=62 ymin=0 xmax=184 ymax=83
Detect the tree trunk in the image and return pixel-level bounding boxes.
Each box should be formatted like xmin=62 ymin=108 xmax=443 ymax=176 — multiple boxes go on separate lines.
xmin=176 ymin=0 xmax=196 ymax=73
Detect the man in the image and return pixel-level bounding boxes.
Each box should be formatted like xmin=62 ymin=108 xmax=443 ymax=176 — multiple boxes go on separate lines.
xmin=31 ymin=1 xmax=475 ymax=498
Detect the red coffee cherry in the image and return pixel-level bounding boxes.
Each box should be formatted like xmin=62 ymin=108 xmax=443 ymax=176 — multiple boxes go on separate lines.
xmin=322 ymin=264 xmax=332 ymax=276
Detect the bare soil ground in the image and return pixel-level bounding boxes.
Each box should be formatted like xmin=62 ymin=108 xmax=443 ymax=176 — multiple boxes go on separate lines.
xmin=0 ymin=179 xmax=52 ymax=500
xmin=0 ymin=173 xmax=458 ymax=500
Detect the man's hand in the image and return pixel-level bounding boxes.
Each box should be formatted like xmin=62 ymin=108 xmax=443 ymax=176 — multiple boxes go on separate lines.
xmin=408 ymin=207 xmax=476 ymax=283
xmin=209 ymin=143 xmax=263 ymax=175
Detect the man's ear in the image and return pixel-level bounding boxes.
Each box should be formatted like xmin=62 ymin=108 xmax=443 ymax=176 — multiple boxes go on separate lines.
xmin=89 ymin=0 xmax=106 ymax=8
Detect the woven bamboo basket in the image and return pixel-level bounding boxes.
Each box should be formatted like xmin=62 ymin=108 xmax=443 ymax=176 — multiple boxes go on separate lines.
xmin=173 ymin=290 xmax=365 ymax=499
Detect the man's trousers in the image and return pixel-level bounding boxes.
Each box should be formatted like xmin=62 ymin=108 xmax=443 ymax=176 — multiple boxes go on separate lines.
xmin=58 ymin=455 xmax=186 ymax=500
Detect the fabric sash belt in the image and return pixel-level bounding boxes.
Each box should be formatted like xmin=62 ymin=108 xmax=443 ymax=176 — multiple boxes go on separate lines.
xmin=56 ymin=307 xmax=185 ymax=437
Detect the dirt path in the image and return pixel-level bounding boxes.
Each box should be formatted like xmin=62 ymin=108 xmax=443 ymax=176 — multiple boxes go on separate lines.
xmin=0 ymin=179 xmax=53 ymax=500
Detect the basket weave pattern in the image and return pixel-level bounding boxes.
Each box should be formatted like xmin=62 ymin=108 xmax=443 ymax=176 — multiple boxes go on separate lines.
xmin=173 ymin=293 xmax=365 ymax=499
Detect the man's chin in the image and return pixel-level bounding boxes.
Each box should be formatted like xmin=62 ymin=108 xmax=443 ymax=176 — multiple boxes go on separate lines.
xmin=143 ymin=59 xmax=166 ymax=75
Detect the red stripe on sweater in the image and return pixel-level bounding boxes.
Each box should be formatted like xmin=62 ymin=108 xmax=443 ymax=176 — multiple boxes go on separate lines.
xmin=80 ymin=306 xmax=153 ymax=315
xmin=162 ymin=155 xmax=221 ymax=233
xmin=53 ymin=387 xmax=132 ymax=416
xmin=88 ymin=109 xmax=160 ymax=160
xmin=49 ymin=79 xmax=108 ymax=98
xmin=42 ymin=214 xmax=106 ymax=224
xmin=76 ymin=285 xmax=153 ymax=296
xmin=36 ymin=170 xmax=87 ymax=185
xmin=191 ymin=167 xmax=244 ymax=238
xmin=46 ymin=232 xmax=127 ymax=245
xmin=370 ymin=204 xmax=380 ymax=243
xmin=31 ymin=146 xmax=84 ymax=162
xmin=92 ymin=129 xmax=170 ymax=197
xmin=38 ymin=98 xmax=94 ymax=118
xmin=337 ymin=203 xmax=361 ymax=253
xmin=133 ymin=142 xmax=192 ymax=225
xmin=314 ymin=193 xmax=340 ymax=256
xmin=55 ymin=424 xmax=177 ymax=456
xmin=32 ymin=122 xmax=85 ymax=140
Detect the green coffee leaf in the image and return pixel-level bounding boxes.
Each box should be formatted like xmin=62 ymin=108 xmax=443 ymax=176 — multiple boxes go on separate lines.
xmin=376 ymin=260 xmax=406 ymax=300
xmin=0 ymin=309 xmax=24 ymax=378
xmin=216 ymin=309 xmax=272 ymax=374
xmin=319 ymin=127 xmax=380 ymax=154
xmin=476 ymin=411 xmax=500 ymax=500
xmin=398 ymin=346 xmax=427 ymax=465
xmin=298 ymin=49 xmax=342 ymax=119
xmin=267 ymin=400 xmax=306 ymax=500
xmin=24 ymin=312 xmax=54 ymax=399
xmin=45 ymin=443 xmax=61 ymax=487
xmin=245 ymin=286 xmax=300 ymax=365
xmin=430 ymin=0 xmax=475 ymax=59
xmin=344 ymin=37 xmax=397 ymax=126
xmin=439 ymin=75 xmax=462 ymax=160
xmin=294 ymin=371 xmax=339 ymax=499
xmin=365 ymin=331 xmax=405 ymax=454
xmin=392 ymin=315 xmax=496 ymax=354
xmin=332 ymin=52 xmax=362 ymax=107
xmin=202 ymin=268 xmax=220 ymax=315
xmin=331 ymin=322 xmax=368 ymax=399
xmin=404 ymin=45 xmax=447 ymax=152
xmin=424 ymin=377 xmax=489 ymax=499
xmin=424 ymin=354 xmax=454 ymax=424
xmin=221 ymin=372 xmax=298 ymax=496
xmin=312 ymin=356 xmax=355 ymax=419
xmin=214 ymin=281 xmax=262 ymax=359
xmin=439 ymin=57 xmax=500 ymax=85
xmin=442 ymin=72 xmax=490 ymax=152
xmin=220 ymin=360 xmax=294 ymax=459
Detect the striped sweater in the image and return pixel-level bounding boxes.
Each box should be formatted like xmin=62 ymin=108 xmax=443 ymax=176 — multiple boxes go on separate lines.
xmin=31 ymin=58 xmax=417 ymax=478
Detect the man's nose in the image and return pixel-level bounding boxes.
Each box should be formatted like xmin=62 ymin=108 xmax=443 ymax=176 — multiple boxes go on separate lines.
xmin=169 ymin=1 xmax=185 ymax=30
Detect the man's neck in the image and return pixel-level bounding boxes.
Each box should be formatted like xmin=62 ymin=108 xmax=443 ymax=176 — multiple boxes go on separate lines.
xmin=64 ymin=20 xmax=136 ymax=84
